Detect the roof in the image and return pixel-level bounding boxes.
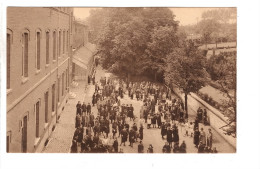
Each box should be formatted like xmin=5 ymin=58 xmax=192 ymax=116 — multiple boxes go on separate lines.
xmin=72 ymin=43 xmax=96 ymax=70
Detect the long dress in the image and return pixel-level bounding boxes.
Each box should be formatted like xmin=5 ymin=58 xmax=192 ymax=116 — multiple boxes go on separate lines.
xmin=167 ymin=129 xmax=173 ymax=143
xmin=194 ymin=130 xmax=200 ymax=146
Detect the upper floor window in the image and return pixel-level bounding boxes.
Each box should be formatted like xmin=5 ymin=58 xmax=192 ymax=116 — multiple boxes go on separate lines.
xmin=36 ymin=31 xmax=41 ymax=70
xmin=66 ymin=31 xmax=69 ymax=53
xmin=58 ymin=30 xmax=61 ymax=57
xmin=53 ymin=31 xmax=56 ymax=61
xmin=46 ymin=31 xmax=50 ymax=65
xmin=63 ymin=30 xmax=65 ymax=54
xmin=7 ymin=30 xmax=12 ymax=89
xmin=22 ymin=31 xmax=29 ymax=77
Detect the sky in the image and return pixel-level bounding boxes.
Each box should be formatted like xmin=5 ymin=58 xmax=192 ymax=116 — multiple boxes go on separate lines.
xmin=73 ymin=7 xmax=222 ymax=26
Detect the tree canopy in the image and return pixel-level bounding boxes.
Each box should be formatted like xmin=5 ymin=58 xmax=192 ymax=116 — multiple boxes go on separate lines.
xmin=90 ymin=8 xmax=179 ymax=80
xmin=164 ymin=41 xmax=209 ymax=116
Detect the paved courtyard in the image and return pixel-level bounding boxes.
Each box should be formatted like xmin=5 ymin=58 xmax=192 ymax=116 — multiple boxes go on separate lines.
xmin=42 ymin=66 xmax=235 ymax=153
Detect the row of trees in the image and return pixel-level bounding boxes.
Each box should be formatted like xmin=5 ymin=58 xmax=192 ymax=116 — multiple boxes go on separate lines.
xmin=179 ymin=8 xmax=237 ymax=47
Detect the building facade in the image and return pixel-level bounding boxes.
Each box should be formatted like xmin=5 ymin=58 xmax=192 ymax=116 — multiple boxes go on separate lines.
xmin=71 ymin=20 xmax=95 ymax=81
xmin=6 ymin=7 xmax=73 ymax=153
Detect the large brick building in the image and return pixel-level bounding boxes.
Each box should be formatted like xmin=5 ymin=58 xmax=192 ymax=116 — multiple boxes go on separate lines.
xmin=6 ymin=7 xmax=74 ymax=153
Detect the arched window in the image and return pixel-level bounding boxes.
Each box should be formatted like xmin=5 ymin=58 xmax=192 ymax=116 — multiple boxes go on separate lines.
xmin=7 ymin=28 xmax=13 ymax=89
xmin=66 ymin=30 xmax=69 ymax=53
xmin=63 ymin=30 xmax=65 ymax=55
xmin=53 ymin=30 xmax=56 ymax=61
xmin=21 ymin=29 xmax=30 ymax=78
xmin=35 ymin=29 xmax=41 ymax=70
xmin=58 ymin=30 xmax=61 ymax=57
xmin=46 ymin=29 xmax=50 ymax=65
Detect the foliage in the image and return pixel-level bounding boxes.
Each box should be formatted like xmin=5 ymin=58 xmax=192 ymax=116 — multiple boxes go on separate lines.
xmin=165 ymin=41 xmax=209 ymax=94
xmin=164 ymin=41 xmax=209 ymax=115
xmin=206 ymin=51 xmax=236 ymax=135
xmin=91 ymin=8 xmax=179 ymax=80
xmin=180 ymin=8 xmax=237 ymax=45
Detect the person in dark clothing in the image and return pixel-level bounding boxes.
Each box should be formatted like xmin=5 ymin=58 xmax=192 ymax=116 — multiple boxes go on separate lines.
xmin=82 ymin=102 xmax=87 ymax=115
xmin=112 ymin=121 xmax=118 ymax=139
xmin=139 ymin=124 xmax=144 ymax=140
xmin=179 ymin=141 xmax=187 ymax=153
xmin=157 ymin=113 xmax=162 ymax=128
xmin=151 ymin=114 xmax=157 ymax=128
xmin=71 ymin=139 xmax=78 ymax=153
xmin=113 ymin=138 xmax=119 ymax=153
xmin=129 ymin=104 xmax=134 ymax=121
xmin=86 ymin=103 xmax=91 ymax=115
xmin=120 ymin=128 xmax=128 ymax=146
xmin=147 ymin=144 xmax=153 ymax=153
xmin=129 ymin=128 xmax=135 ymax=147
xmin=162 ymin=142 xmax=171 ymax=153
xmin=161 ymin=122 xmax=167 ymax=139
xmin=118 ymin=122 xmax=124 ymax=138
xmin=76 ymin=101 xmax=82 ymax=116
xmin=194 ymin=127 xmax=200 ymax=148
xmin=198 ymin=141 xmax=205 ymax=153
xmin=172 ymin=126 xmax=179 ymax=144
xmin=75 ymin=114 xmax=81 ymax=128
xmin=166 ymin=127 xmax=173 ymax=148
xmin=92 ymin=94 xmax=95 ymax=107
xmin=194 ymin=118 xmax=199 ymax=131
xmin=138 ymin=141 xmax=144 ymax=153
xmin=173 ymin=142 xmax=180 ymax=153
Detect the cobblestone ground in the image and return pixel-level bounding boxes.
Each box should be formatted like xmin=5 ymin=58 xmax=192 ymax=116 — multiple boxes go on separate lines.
xmin=42 ymin=65 xmax=236 ymax=153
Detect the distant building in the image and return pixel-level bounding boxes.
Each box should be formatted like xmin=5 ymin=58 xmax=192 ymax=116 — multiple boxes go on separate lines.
xmin=71 ymin=20 xmax=96 ymax=80
xmin=6 ymin=7 xmax=73 ymax=152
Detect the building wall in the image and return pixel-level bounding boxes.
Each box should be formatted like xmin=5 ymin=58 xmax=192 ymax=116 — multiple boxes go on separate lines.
xmin=6 ymin=7 xmax=73 ymax=153
xmin=72 ymin=21 xmax=88 ymax=49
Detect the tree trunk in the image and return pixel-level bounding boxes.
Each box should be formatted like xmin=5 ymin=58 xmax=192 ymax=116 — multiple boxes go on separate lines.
xmin=185 ymin=93 xmax=188 ymax=118
xmin=154 ymin=72 xmax=157 ymax=82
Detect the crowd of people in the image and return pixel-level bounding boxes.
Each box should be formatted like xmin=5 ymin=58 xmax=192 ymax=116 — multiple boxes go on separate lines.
xmin=70 ymin=70 xmax=218 ymax=153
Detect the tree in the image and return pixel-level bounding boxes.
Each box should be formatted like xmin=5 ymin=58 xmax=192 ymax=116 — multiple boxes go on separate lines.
xmin=164 ymin=41 xmax=209 ymax=118
xmin=197 ymin=19 xmax=221 ymax=48
xmin=94 ymin=8 xmax=179 ymax=81
xmin=143 ymin=25 xmax=179 ymax=81
xmin=198 ymin=8 xmax=237 ymax=47
xmin=96 ymin=8 xmax=148 ymax=80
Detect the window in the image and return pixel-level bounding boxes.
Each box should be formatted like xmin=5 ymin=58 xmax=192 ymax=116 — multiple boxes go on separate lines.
xmin=65 ymin=69 xmax=68 ymax=90
xmin=45 ymin=91 xmax=49 ymax=123
xmin=52 ymin=84 xmax=55 ymax=112
xmin=22 ymin=32 xmax=29 ymax=77
xmin=58 ymin=78 xmax=60 ymax=102
xmin=35 ymin=101 xmax=40 ymax=138
xmin=53 ymin=31 xmax=56 ymax=60
xmin=7 ymin=33 xmax=11 ymax=89
xmin=66 ymin=31 xmax=69 ymax=53
xmin=7 ymin=136 xmax=10 ymax=152
xmin=58 ymin=31 xmax=61 ymax=57
xmin=6 ymin=131 xmax=11 ymax=153
xmin=63 ymin=31 xmax=65 ymax=54
xmin=46 ymin=31 xmax=50 ymax=65
xmin=36 ymin=32 xmax=41 ymax=70
xmin=62 ymin=73 xmax=64 ymax=96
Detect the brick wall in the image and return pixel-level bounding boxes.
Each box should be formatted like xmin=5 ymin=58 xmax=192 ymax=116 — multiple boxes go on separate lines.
xmin=6 ymin=7 xmax=73 ymax=153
